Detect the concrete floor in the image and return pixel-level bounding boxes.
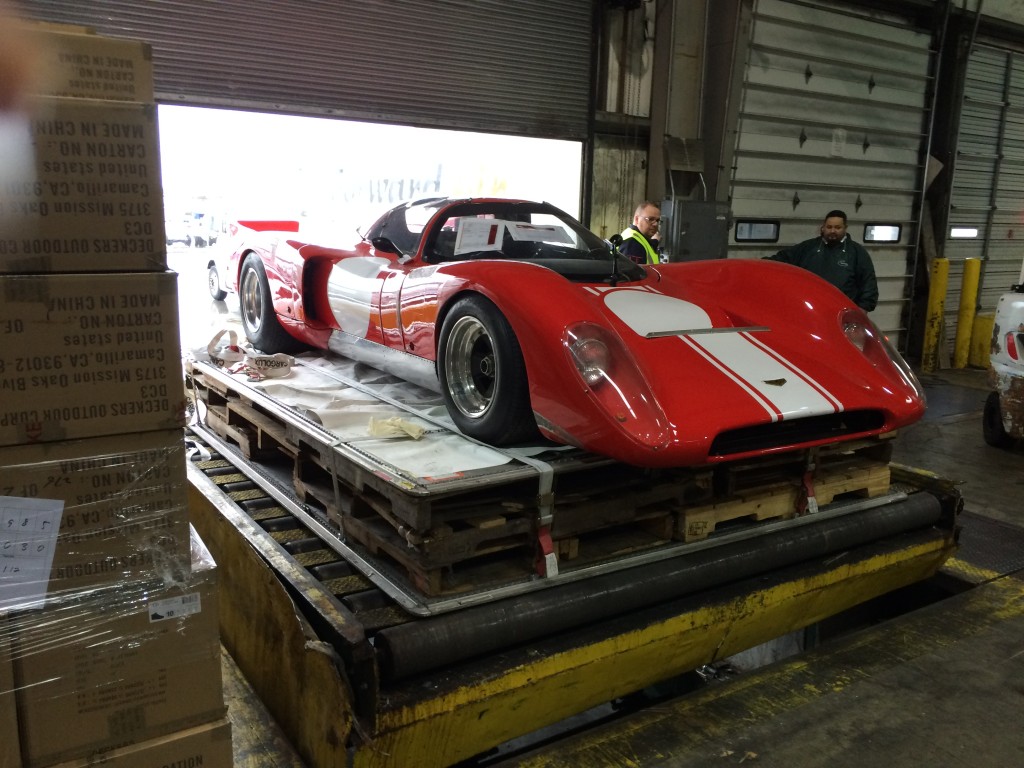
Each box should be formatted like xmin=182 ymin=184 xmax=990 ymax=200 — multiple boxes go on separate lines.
xmin=891 ymin=369 xmax=1023 ymax=526
xmin=168 ymin=246 xmax=243 ymax=356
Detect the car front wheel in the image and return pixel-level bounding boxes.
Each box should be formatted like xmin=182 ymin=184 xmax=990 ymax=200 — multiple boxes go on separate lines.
xmin=983 ymin=391 xmax=1015 ymax=449
xmin=239 ymin=254 xmax=302 ymax=353
xmin=438 ymin=295 xmax=538 ymax=445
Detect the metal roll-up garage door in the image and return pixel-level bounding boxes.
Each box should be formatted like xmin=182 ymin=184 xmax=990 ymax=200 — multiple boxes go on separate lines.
xmin=944 ymin=43 xmax=1024 ymax=323
xmin=16 ymin=0 xmax=594 ymax=139
xmin=728 ymin=0 xmax=934 ymax=349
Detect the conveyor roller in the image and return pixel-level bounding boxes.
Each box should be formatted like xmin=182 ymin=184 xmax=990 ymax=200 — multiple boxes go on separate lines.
xmin=377 ymin=492 xmax=942 ymax=679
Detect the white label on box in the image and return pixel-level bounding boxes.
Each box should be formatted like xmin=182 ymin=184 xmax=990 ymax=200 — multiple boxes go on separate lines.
xmin=0 ymin=495 xmax=64 ymax=609
xmin=148 ymin=591 xmax=201 ymax=622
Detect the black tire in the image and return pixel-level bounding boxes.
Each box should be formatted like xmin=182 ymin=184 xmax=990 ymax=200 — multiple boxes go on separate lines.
xmin=238 ymin=254 xmax=303 ymax=353
xmin=207 ymin=264 xmax=227 ymax=301
xmin=983 ymin=391 xmax=1015 ymax=449
xmin=438 ymin=295 xmax=538 ymax=445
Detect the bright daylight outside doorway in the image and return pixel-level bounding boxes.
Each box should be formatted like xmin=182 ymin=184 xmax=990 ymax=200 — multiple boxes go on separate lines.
xmin=156 ymin=104 xmax=584 ymax=351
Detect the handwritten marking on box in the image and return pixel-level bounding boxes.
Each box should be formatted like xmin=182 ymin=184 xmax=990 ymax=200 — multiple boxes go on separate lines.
xmin=0 ymin=496 xmax=64 ymax=609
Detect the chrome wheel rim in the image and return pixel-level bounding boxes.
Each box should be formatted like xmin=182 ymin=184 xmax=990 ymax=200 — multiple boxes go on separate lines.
xmin=240 ymin=266 xmax=263 ymax=334
xmin=445 ymin=316 xmax=495 ymax=419
xmin=208 ymin=266 xmax=220 ymax=296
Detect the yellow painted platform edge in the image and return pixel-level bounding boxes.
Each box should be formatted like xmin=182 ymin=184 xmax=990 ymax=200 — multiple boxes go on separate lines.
xmin=356 ymin=537 xmax=954 ymax=768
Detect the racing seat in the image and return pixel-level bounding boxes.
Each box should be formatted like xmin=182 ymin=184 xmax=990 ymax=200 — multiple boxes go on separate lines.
xmin=430 ymin=229 xmax=458 ymax=262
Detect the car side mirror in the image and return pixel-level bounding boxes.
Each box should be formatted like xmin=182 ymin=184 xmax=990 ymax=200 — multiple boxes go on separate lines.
xmin=371 ymin=236 xmax=403 ymax=256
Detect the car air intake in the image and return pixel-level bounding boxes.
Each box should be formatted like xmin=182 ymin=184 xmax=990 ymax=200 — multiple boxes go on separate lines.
xmin=709 ymin=410 xmax=887 ymax=457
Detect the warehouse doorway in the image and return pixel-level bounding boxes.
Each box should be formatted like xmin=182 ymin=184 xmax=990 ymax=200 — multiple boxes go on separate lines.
xmin=157 ymin=105 xmax=584 ymax=353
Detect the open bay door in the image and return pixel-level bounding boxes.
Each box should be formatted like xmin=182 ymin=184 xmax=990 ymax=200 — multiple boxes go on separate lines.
xmin=727 ymin=0 xmax=935 ymax=351
xmin=943 ymin=42 xmax=1024 ymax=339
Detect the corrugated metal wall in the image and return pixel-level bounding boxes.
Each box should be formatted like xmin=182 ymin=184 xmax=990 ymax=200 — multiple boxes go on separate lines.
xmin=944 ymin=43 xmax=1024 ymax=326
xmin=16 ymin=0 xmax=594 ymax=140
xmin=727 ymin=0 xmax=934 ymax=348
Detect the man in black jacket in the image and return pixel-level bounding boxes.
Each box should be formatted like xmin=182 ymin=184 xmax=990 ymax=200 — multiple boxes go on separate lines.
xmin=765 ymin=210 xmax=878 ymax=312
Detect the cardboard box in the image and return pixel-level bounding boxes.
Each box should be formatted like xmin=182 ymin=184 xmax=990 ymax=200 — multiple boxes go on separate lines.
xmin=47 ymin=719 xmax=233 ymax=768
xmin=25 ymin=27 xmax=155 ymax=103
xmin=0 ymin=98 xmax=166 ymax=273
xmin=0 ymin=431 xmax=190 ymax=607
xmin=12 ymin=528 xmax=226 ymax=768
xmin=0 ymin=614 xmax=23 ymax=768
xmin=0 ymin=271 xmax=185 ymax=447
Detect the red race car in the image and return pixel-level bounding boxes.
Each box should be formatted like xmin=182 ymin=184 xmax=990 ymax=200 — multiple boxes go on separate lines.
xmin=220 ymin=197 xmax=925 ymax=468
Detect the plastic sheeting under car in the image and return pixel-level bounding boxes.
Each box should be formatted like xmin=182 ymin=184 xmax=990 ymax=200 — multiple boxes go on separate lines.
xmin=210 ymin=352 xmax=545 ymax=478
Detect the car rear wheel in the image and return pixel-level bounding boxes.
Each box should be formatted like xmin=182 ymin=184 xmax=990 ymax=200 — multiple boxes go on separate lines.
xmin=983 ymin=391 xmax=1015 ymax=449
xmin=208 ymin=263 xmax=227 ymax=301
xmin=438 ymin=295 xmax=538 ymax=445
xmin=239 ymin=254 xmax=302 ymax=353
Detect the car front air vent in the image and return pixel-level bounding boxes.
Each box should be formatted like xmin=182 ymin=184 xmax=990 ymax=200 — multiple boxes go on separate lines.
xmin=709 ymin=410 xmax=887 ymax=457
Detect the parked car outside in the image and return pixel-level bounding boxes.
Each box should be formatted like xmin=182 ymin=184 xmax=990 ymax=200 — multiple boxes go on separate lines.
xmin=165 ymin=221 xmax=191 ymax=248
xmin=984 ymin=281 xmax=1024 ymax=448
xmin=207 ymin=220 xmax=300 ymax=301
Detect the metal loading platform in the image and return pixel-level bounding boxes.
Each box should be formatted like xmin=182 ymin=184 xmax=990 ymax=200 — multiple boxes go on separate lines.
xmin=182 ymin=358 xmax=963 ymax=768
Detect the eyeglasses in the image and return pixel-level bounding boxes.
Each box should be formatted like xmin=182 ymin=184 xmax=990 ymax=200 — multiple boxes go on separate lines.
xmin=641 ymin=216 xmax=661 ymax=224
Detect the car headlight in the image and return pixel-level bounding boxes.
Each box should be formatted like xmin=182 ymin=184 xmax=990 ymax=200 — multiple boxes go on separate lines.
xmin=568 ymin=336 xmax=610 ymax=386
xmin=841 ymin=309 xmax=926 ymax=404
xmin=563 ymin=322 xmax=671 ymax=448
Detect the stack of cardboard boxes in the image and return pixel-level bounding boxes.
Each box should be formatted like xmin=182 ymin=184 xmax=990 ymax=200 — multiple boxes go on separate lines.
xmin=0 ymin=24 xmax=232 ymax=768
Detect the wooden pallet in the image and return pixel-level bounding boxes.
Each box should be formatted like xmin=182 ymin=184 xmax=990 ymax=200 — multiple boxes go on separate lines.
xmin=188 ymin=360 xmax=899 ymax=596
xmin=190 ymin=362 xmax=603 ymax=529
xmin=342 ymin=503 xmax=677 ymax=597
xmin=555 ymin=512 xmax=676 ymax=562
xmin=337 ymin=466 xmax=685 ymax=596
xmin=679 ymin=457 xmax=892 ymax=542
xmin=341 ymin=512 xmax=536 ymax=596
xmin=189 ymin=359 xmax=715 ymax=526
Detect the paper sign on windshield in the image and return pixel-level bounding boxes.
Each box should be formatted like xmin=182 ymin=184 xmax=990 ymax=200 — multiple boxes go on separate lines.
xmin=454 ymin=219 xmax=505 ymax=254
xmin=454 ymin=219 xmax=575 ymax=255
xmin=506 ymin=222 xmax=573 ymax=244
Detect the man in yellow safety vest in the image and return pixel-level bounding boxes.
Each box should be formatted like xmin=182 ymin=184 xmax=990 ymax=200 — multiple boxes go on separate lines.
xmin=618 ymin=201 xmax=661 ymax=265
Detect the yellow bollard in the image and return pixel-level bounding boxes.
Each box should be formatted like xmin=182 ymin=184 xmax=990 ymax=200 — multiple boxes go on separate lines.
xmin=969 ymin=312 xmax=995 ymax=368
xmin=953 ymin=258 xmax=981 ymax=369
xmin=921 ymin=258 xmax=949 ymax=374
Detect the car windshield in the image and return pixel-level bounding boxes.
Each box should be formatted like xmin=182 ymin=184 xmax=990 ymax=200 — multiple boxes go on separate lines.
xmin=369 ymin=199 xmax=646 ymax=283
xmin=362 ymin=197 xmax=446 ymax=255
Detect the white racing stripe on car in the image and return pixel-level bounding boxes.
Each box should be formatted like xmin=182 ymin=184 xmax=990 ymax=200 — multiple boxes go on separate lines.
xmin=603 ymin=288 xmax=840 ymax=422
xmin=741 ymin=330 xmax=845 ymax=412
xmin=686 ymin=333 xmax=838 ymax=420
xmin=603 ymin=288 xmax=713 ymax=336
xmin=676 ymin=334 xmax=782 ymax=421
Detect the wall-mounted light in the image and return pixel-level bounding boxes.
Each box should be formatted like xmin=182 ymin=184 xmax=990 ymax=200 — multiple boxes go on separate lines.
xmin=864 ymin=224 xmax=901 ymax=243
xmin=950 ymin=227 xmax=979 ymax=238
xmin=734 ymin=220 xmax=780 ymax=243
